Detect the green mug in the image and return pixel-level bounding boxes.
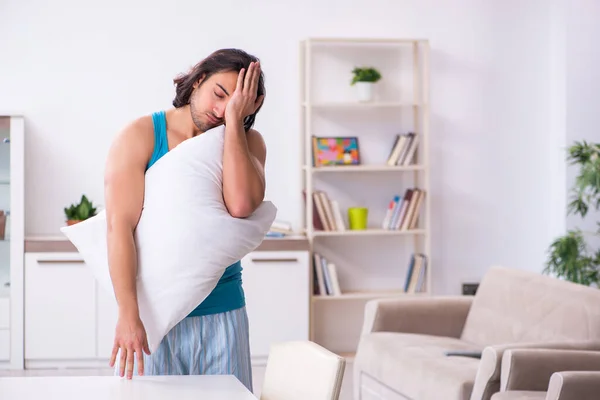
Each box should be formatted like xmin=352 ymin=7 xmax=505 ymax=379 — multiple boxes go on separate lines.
xmin=348 ymin=207 xmax=368 ymax=230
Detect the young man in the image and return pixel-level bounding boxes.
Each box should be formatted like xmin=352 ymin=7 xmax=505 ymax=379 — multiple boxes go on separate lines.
xmin=103 ymin=48 xmax=267 ymax=391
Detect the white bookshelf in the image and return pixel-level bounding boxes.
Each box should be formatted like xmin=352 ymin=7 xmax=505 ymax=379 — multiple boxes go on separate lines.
xmin=299 ymin=37 xmax=431 ymax=354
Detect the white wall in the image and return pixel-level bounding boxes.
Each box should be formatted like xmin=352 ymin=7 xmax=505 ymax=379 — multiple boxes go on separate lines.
xmin=0 ymin=0 xmax=574 ymax=301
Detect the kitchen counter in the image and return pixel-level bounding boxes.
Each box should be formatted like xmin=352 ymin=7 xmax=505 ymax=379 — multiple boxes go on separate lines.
xmin=24 ymin=235 xmax=309 ymax=253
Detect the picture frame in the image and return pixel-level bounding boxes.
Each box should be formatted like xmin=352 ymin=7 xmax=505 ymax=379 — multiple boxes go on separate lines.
xmin=312 ymin=136 xmax=361 ymax=167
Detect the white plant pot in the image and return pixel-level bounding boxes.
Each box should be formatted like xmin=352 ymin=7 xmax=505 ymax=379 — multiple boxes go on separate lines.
xmin=355 ymin=82 xmax=374 ymax=102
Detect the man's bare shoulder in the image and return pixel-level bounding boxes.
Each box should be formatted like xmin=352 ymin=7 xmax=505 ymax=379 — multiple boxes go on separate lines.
xmin=106 ymin=115 xmax=155 ymax=168
xmin=246 ymin=128 xmax=266 ymax=150
xmin=246 ymin=127 xmax=263 ymax=139
xmin=116 ymin=115 xmax=155 ymax=144
xmin=246 ymin=128 xmax=266 ymax=166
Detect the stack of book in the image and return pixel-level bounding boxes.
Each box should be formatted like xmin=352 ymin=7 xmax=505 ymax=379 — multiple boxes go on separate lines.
xmin=404 ymin=253 xmax=427 ymax=293
xmin=382 ymin=188 xmax=425 ymax=230
xmin=386 ymin=132 xmax=419 ymax=166
xmin=266 ymin=220 xmax=294 ymax=237
xmin=312 ymin=252 xmax=342 ymax=296
xmin=309 ymin=190 xmax=346 ymax=232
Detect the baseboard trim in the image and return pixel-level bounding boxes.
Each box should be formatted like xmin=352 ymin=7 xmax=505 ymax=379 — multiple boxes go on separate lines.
xmin=25 ymin=359 xmax=111 ymax=370
xmin=22 ymin=356 xmax=269 ymax=370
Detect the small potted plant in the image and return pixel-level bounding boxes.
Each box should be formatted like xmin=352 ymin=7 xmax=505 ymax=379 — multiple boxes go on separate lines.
xmin=64 ymin=195 xmax=98 ymax=226
xmin=350 ymin=67 xmax=382 ymax=102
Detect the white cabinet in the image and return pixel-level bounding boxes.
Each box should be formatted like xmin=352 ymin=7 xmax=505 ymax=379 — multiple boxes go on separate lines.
xmin=24 ymin=252 xmax=118 ymax=366
xmin=24 ymin=253 xmax=96 ymax=360
xmin=0 ymin=298 xmax=9 ymax=361
xmin=0 ymin=298 xmax=9 ymax=329
xmin=0 ymin=330 xmax=9 ymax=361
xmin=22 ymin=248 xmax=310 ymax=368
xmin=242 ymin=250 xmax=310 ymax=363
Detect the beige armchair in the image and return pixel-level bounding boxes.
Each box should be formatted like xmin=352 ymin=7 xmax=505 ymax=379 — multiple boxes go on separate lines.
xmin=491 ymin=349 xmax=600 ymax=399
xmin=353 ymin=266 xmax=600 ymax=400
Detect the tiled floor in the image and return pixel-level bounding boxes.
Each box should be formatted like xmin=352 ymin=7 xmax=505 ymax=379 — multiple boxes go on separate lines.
xmin=0 ymin=360 xmax=354 ymax=399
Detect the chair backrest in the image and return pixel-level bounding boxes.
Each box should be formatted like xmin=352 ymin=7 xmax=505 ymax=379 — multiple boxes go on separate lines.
xmin=260 ymin=341 xmax=346 ymax=400
xmin=460 ymin=266 xmax=600 ymax=346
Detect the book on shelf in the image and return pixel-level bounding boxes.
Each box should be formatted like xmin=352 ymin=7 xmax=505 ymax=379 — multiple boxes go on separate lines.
xmin=382 ymin=188 xmax=425 ymax=230
xmin=266 ymin=220 xmax=294 ymax=237
xmin=302 ymin=189 xmax=346 ymax=232
xmin=404 ymin=253 xmax=427 ymax=293
xmin=312 ymin=252 xmax=342 ymax=296
xmin=386 ymin=132 xmax=419 ymax=166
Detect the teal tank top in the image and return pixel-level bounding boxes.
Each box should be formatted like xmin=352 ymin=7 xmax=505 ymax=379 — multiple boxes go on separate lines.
xmin=147 ymin=110 xmax=245 ymax=317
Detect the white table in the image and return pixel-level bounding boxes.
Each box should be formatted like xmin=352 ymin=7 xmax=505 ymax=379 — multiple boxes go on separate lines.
xmin=0 ymin=374 xmax=257 ymax=399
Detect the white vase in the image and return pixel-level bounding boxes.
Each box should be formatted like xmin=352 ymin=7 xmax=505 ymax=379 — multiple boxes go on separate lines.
xmin=355 ymin=82 xmax=374 ymax=102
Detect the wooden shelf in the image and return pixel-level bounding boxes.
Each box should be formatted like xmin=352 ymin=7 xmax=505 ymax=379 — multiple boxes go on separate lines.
xmin=305 ymin=165 xmax=425 ymax=173
xmin=303 ymin=101 xmax=422 ymax=109
xmin=312 ymin=290 xmax=426 ymax=301
xmin=311 ymin=229 xmax=425 ymax=237
xmin=306 ymin=37 xmax=427 ymax=45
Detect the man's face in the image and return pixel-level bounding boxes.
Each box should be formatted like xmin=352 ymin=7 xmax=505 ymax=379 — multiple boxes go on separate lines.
xmin=190 ymin=70 xmax=239 ymax=133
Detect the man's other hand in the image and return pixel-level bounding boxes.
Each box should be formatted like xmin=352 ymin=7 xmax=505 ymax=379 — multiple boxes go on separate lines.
xmin=109 ymin=313 xmax=151 ymax=379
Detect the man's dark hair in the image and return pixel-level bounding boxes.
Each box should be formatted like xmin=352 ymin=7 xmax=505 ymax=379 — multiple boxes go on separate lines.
xmin=172 ymin=48 xmax=266 ymax=132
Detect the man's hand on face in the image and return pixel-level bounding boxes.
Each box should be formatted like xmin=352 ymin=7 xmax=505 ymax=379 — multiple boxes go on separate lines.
xmin=224 ymin=61 xmax=264 ymax=126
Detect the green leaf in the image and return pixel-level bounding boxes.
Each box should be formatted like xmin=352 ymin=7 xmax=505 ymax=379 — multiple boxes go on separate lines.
xmin=544 ymin=229 xmax=600 ymax=286
xmin=350 ymin=67 xmax=382 ymax=85
xmin=64 ymin=194 xmax=98 ymax=221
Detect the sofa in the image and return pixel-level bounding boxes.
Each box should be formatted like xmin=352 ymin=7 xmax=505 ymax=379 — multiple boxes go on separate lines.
xmin=491 ymin=348 xmax=600 ymax=400
xmin=353 ymin=266 xmax=600 ymax=400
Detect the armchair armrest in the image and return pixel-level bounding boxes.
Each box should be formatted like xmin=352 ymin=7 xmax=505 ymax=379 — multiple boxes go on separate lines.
xmin=547 ymin=371 xmax=600 ymax=400
xmin=361 ymin=296 xmax=473 ymax=338
xmin=470 ymin=341 xmax=600 ymax=400
xmin=500 ymin=349 xmax=600 ymax=391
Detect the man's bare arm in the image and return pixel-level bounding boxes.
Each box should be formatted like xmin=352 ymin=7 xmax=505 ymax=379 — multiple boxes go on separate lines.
xmin=222 ymin=123 xmax=266 ymax=218
xmin=104 ymin=117 xmax=153 ymax=378
xmin=104 ymin=120 xmax=150 ymax=316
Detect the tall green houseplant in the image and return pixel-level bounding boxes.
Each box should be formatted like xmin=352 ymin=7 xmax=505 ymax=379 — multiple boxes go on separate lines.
xmin=545 ymin=140 xmax=600 ymax=286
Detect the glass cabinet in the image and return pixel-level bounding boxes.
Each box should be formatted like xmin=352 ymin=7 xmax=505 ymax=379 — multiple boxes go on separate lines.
xmin=0 ymin=117 xmax=10 ymax=295
xmin=0 ymin=115 xmax=24 ymax=369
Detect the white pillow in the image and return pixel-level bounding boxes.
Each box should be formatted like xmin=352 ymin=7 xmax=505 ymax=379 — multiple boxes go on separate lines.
xmin=60 ymin=125 xmax=277 ymax=353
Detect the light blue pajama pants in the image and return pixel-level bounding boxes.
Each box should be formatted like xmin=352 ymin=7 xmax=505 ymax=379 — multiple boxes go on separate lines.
xmin=114 ymin=306 xmax=253 ymax=392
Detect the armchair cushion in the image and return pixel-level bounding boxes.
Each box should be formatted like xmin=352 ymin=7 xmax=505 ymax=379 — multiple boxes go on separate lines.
xmin=355 ymin=332 xmax=483 ymax=400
